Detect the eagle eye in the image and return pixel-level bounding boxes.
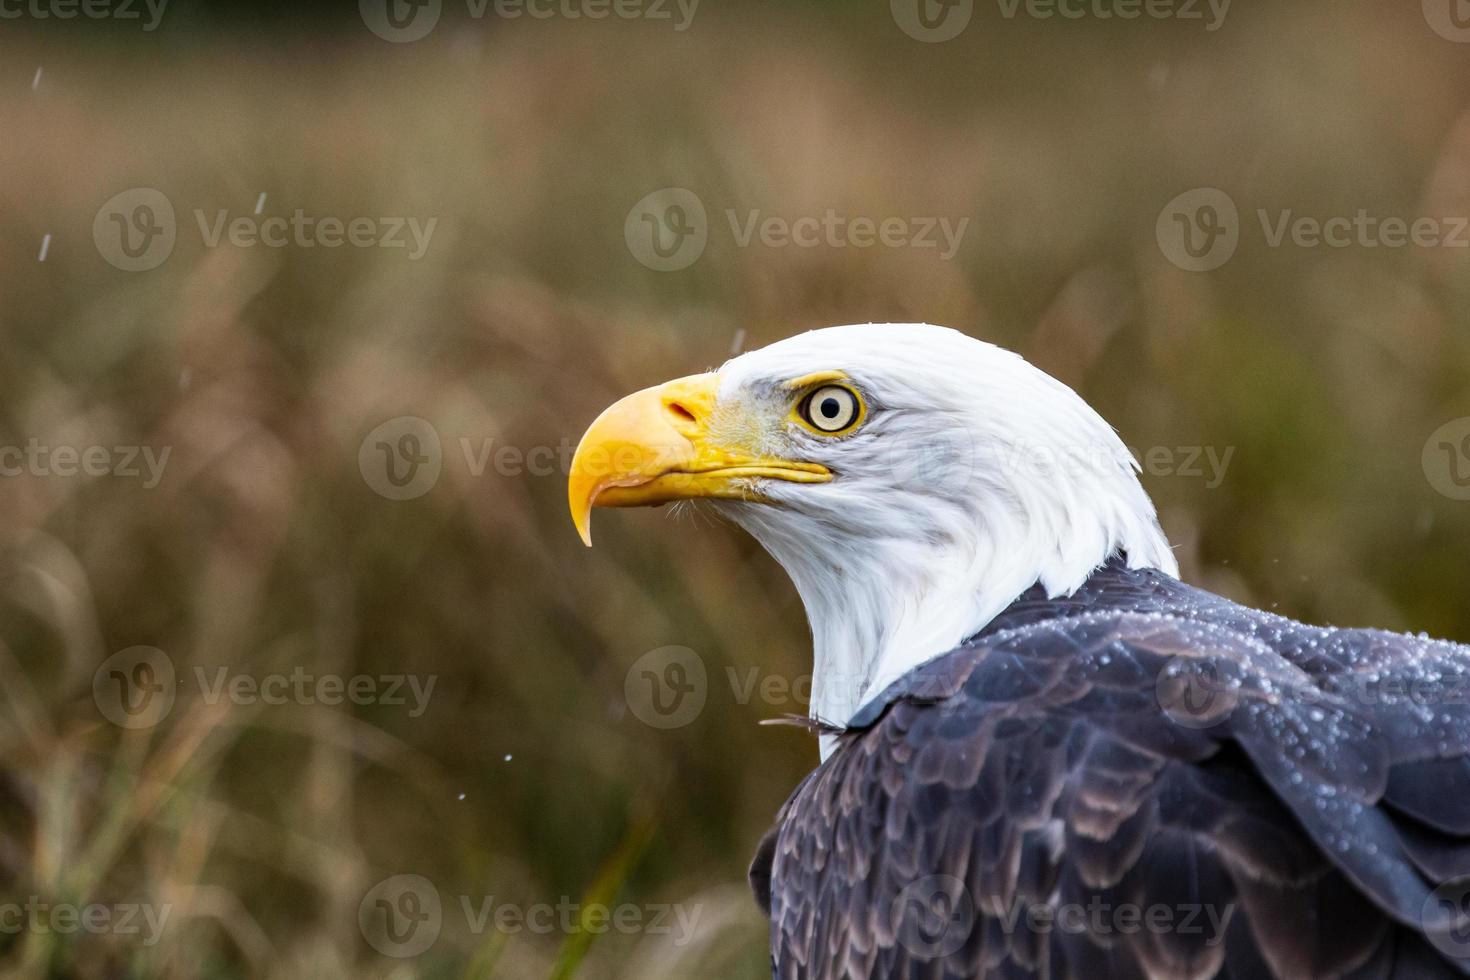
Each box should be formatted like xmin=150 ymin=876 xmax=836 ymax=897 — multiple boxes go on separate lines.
xmin=798 ymin=385 xmax=863 ymax=435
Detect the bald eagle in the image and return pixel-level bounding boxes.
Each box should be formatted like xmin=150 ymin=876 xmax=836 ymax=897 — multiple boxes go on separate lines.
xmin=569 ymin=323 xmax=1470 ymax=978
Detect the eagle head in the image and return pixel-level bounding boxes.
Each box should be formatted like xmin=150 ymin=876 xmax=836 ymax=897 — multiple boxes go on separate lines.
xmin=570 ymin=323 xmax=1176 ymax=750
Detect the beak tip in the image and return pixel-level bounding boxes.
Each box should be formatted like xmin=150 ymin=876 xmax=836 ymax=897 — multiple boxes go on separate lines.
xmin=572 ymin=505 xmax=594 ymax=547
xmin=569 ymin=474 xmax=595 ymax=547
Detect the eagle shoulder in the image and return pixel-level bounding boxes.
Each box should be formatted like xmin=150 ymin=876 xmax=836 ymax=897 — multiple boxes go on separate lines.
xmin=757 ymin=564 xmax=1470 ymax=978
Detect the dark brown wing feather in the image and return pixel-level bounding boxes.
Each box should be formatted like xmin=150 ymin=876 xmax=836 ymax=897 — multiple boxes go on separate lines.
xmin=754 ymin=563 xmax=1470 ymax=979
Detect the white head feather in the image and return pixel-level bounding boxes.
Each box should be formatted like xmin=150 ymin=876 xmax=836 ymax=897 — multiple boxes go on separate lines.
xmin=710 ymin=323 xmax=1177 ymax=757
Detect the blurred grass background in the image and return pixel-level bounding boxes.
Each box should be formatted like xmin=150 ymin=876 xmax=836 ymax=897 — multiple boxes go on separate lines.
xmin=2 ymin=0 xmax=1470 ymax=976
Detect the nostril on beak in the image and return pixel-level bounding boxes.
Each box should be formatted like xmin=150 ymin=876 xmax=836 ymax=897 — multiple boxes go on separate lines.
xmin=653 ymin=373 xmax=718 ymax=432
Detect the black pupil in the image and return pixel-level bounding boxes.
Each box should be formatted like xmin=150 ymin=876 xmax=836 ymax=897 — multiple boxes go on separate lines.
xmin=820 ymin=397 xmax=841 ymax=419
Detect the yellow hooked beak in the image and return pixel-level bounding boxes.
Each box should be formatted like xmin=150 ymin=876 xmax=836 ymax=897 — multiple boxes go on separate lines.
xmin=568 ymin=372 xmax=831 ymax=546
